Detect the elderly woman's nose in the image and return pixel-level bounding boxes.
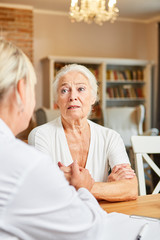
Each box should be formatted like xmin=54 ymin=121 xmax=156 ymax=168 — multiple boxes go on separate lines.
xmin=69 ymin=89 xmax=77 ymax=101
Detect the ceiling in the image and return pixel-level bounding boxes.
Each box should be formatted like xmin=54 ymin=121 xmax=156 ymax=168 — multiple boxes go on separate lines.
xmin=1 ymin=0 xmax=160 ymax=21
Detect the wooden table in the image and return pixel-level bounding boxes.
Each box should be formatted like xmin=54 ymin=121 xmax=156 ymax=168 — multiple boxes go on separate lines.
xmin=99 ymin=194 xmax=160 ymax=218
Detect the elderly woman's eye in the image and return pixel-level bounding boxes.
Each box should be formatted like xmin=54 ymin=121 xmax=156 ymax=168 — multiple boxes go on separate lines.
xmin=78 ymin=87 xmax=85 ymax=92
xmin=61 ymin=88 xmax=68 ymax=94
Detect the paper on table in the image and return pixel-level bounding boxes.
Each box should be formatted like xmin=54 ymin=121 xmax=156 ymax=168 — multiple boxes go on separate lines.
xmin=103 ymin=212 xmax=160 ymax=240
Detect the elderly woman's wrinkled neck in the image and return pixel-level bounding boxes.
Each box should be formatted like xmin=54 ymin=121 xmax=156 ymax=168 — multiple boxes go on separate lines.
xmin=61 ymin=115 xmax=90 ymax=134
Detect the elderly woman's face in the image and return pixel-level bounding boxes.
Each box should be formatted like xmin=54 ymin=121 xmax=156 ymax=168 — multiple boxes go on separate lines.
xmin=57 ymin=71 xmax=95 ymax=121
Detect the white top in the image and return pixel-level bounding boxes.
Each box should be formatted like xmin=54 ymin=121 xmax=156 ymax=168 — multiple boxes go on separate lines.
xmin=0 ymin=119 xmax=108 ymax=240
xmin=28 ymin=117 xmax=130 ymax=182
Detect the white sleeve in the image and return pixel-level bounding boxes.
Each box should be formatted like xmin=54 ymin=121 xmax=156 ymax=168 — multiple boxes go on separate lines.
xmin=108 ymin=132 xmax=130 ymax=169
xmin=5 ymin=156 xmax=107 ymax=240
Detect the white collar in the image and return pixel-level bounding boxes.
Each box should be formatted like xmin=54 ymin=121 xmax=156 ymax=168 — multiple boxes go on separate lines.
xmin=0 ymin=118 xmax=15 ymax=140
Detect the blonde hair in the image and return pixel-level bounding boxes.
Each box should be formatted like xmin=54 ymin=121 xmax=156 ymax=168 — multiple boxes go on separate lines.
xmin=0 ymin=40 xmax=36 ymax=102
xmin=53 ymin=64 xmax=98 ymax=103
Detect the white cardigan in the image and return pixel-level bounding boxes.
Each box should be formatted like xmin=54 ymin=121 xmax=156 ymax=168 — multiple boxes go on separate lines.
xmin=28 ymin=117 xmax=130 ymax=182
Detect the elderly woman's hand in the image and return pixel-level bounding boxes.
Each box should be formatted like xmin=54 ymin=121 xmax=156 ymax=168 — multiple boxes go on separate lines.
xmin=108 ymin=164 xmax=136 ymax=182
xmin=70 ymin=161 xmax=94 ymax=191
xmin=58 ymin=161 xmax=94 ymax=191
xmin=58 ymin=162 xmax=72 ymax=182
xmin=58 ymin=161 xmax=84 ymax=183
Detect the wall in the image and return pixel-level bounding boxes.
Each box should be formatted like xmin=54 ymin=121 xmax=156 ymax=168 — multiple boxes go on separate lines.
xmin=34 ymin=13 xmax=158 ymax=127
xmin=0 ymin=6 xmax=33 ymax=61
xmin=34 ymin=14 xmax=148 ymax=59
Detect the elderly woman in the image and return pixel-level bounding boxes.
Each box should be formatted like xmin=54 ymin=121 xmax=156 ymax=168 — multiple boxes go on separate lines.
xmin=0 ymin=40 xmax=109 ymax=239
xmin=29 ymin=64 xmax=138 ymax=202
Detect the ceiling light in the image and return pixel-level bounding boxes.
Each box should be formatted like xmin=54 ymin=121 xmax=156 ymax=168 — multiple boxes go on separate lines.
xmin=69 ymin=0 xmax=119 ymax=25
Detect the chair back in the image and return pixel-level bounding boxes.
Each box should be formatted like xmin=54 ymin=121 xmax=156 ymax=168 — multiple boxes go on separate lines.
xmin=35 ymin=107 xmax=60 ymax=126
xmin=104 ymin=105 xmax=145 ymax=147
xmin=131 ymin=136 xmax=160 ymax=195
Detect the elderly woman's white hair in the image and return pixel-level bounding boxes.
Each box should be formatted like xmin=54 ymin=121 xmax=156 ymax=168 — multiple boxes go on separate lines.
xmin=0 ymin=39 xmax=36 ymax=103
xmin=53 ymin=64 xmax=98 ymax=103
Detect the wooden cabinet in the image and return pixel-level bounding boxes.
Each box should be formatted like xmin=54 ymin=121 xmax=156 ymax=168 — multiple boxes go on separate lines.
xmin=41 ymin=56 xmax=153 ymax=129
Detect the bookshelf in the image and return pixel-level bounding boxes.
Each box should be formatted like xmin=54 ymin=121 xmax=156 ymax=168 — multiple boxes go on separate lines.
xmin=106 ymin=66 xmax=145 ymax=106
xmin=41 ymin=56 xmax=153 ymax=130
xmin=104 ymin=59 xmax=153 ymax=130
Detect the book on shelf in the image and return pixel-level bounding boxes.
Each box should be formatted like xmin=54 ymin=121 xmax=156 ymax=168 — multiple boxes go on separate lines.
xmin=114 ymin=87 xmax=120 ymax=98
xmin=132 ymin=70 xmax=137 ymax=80
xmin=130 ymin=87 xmax=137 ymax=98
xmin=107 ymin=87 xmax=123 ymax=98
xmin=125 ymin=70 xmax=132 ymax=80
xmin=123 ymin=87 xmax=129 ymax=98
xmin=106 ymin=70 xmax=110 ymax=80
xmin=131 ymin=69 xmax=144 ymax=81
xmin=106 ymin=87 xmax=114 ymax=98
xmin=119 ymin=86 xmax=124 ymax=98
xmin=107 ymin=70 xmax=115 ymax=81
xmin=113 ymin=70 xmax=118 ymax=80
xmin=118 ymin=71 xmax=125 ymax=81
xmin=123 ymin=85 xmax=136 ymax=98
xmin=137 ymin=69 xmax=144 ymax=81
xmin=135 ymin=87 xmax=144 ymax=98
xmin=106 ymin=85 xmax=144 ymax=99
xmin=106 ymin=69 xmax=144 ymax=81
xmin=107 ymin=70 xmax=126 ymax=81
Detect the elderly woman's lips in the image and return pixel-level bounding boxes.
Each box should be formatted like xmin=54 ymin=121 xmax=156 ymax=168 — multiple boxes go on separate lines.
xmin=67 ymin=106 xmax=80 ymax=109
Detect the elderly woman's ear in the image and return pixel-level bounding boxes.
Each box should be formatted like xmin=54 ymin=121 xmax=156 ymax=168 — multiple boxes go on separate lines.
xmin=91 ymin=96 xmax=96 ymax=105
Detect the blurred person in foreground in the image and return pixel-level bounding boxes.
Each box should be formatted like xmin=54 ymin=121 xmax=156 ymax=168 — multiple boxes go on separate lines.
xmin=0 ymin=40 xmax=108 ymax=240
xmin=28 ymin=64 xmax=138 ymax=202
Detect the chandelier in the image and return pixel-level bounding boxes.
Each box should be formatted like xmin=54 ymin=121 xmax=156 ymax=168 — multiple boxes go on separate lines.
xmin=69 ymin=0 xmax=119 ymax=25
